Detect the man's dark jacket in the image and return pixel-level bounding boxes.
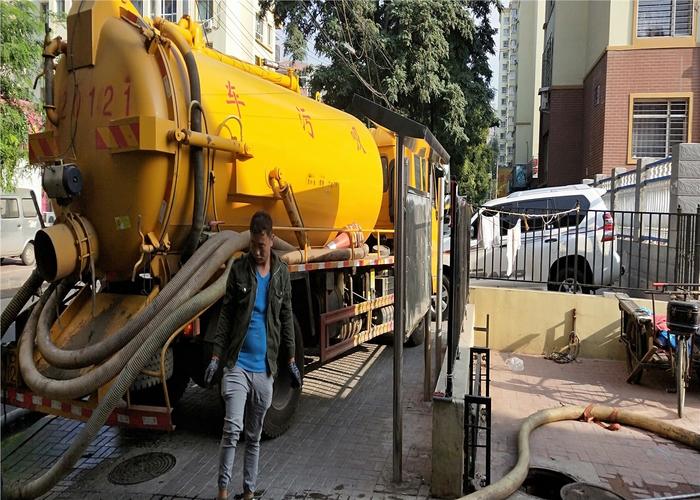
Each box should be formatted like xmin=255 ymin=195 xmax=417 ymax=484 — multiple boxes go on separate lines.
xmin=212 ymin=252 xmax=295 ymax=378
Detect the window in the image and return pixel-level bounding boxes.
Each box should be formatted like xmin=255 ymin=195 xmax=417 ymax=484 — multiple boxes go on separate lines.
xmin=631 ymin=98 xmax=689 ymax=159
xmin=57 ymin=0 xmax=65 ymax=14
xmin=502 ymin=63 xmax=508 ymax=70
xmin=197 ymin=0 xmax=213 ymax=21
xmin=255 ymin=16 xmax=264 ymax=42
xmin=1 ymin=198 xmax=19 ymax=219
xmin=161 ymin=0 xmax=176 ymax=21
xmin=501 ymin=98 xmax=507 ymax=105
xmin=637 ymin=0 xmax=693 ymax=38
xmin=593 ymin=84 xmax=601 ymax=106
xmin=501 ymin=86 xmax=507 ymax=94
xmin=267 ymin=23 xmax=273 ymax=47
xmin=21 ymin=199 xmax=37 ymax=218
xmin=132 ymin=0 xmax=143 ymax=15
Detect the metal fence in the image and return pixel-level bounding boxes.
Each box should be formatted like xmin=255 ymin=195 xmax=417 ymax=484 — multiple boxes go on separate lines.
xmin=445 ymin=178 xmax=471 ymax=397
xmin=469 ymin=206 xmax=700 ymax=292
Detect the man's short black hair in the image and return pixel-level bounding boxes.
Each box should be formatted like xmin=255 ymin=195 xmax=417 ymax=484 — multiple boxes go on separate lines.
xmin=250 ymin=211 xmax=273 ymax=236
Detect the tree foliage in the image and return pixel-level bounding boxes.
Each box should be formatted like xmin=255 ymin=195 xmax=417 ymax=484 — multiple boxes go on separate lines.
xmin=262 ymin=0 xmax=499 ymax=201
xmin=0 ymin=0 xmax=43 ymax=191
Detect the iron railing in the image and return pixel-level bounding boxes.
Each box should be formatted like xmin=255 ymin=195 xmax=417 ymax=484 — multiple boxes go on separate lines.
xmin=464 ymin=347 xmax=491 ymax=493
xmin=445 ymin=177 xmax=471 ymax=397
xmin=469 ymin=207 xmax=700 ymax=292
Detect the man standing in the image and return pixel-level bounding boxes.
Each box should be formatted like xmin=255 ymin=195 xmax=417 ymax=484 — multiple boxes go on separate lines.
xmin=205 ymin=211 xmax=301 ymax=500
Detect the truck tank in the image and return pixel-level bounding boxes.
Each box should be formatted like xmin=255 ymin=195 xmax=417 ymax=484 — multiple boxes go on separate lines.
xmin=33 ymin=0 xmax=383 ymax=281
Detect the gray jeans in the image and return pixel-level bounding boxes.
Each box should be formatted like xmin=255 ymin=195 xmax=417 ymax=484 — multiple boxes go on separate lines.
xmin=218 ymin=365 xmax=274 ymax=492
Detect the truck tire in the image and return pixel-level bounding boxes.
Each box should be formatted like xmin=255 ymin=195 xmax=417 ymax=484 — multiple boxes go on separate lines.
xmin=405 ymin=322 xmax=425 ymax=347
xmin=21 ymin=242 xmax=35 ymax=266
xmin=262 ymin=315 xmax=304 ymax=438
xmin=431 ymin=273 xmax=450 ymax=321
xmin=130 ymin=343 xmax=191 ymax=407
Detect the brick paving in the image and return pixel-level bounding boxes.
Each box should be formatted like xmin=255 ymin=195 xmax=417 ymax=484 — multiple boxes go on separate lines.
xmin=489 ymin=352 xmax=700 ymax=499
xmin=1 ymin=340 xmax=433 ymax=500
xmin=3 ymin=334 xmax=700 ymax=499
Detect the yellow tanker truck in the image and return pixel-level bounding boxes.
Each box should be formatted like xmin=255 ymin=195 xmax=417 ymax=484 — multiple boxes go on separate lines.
xmin=1 ymin=3 xmax=449 ymax=492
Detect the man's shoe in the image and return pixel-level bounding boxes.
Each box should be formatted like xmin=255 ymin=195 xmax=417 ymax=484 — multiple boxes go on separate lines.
xmin=217 ymin=488 xmax=227 ymax=500
xmin=242 ymin=489 xmax=255 ymax=500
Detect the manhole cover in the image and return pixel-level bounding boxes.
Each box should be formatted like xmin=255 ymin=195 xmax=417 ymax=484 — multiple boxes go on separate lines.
xmin=519 ymin=467 xmax=577 ymax=499
xmin=108 ymin=452 xmax=176 ymax=485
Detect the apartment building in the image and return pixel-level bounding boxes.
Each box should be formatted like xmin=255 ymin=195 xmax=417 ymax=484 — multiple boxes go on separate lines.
xmin=38 ymin=0 xmax=275 ymax=64
xmin=495 ymin=3 xmax=518 ymax=169
xmin=537 ymin=0 xmax=700 ymax=187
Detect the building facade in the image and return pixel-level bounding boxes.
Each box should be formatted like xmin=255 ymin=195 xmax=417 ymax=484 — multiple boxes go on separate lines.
xmin=495 ymin=2 xmax=519 ymax=169
xmin=39 ymin=0 xmax=275 ymax=64
xmin=513 ymin=0 xmax=545 ymax=181
xmin=537 ymin=0 xmax=700 ymax=187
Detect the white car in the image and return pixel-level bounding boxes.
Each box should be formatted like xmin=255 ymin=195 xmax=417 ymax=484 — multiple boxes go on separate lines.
xmin=468 ymin=184 xmax=622 ymax=292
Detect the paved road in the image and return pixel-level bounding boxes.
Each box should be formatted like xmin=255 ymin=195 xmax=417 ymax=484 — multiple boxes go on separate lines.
xmin=1 ymin=335 xmax=435 ymax=500
xmin=0 ymin=260 xmax=36 ymax=343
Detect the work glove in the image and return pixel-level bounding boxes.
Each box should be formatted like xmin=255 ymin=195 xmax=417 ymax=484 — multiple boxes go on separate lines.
xmin=205 ymin=356 xmax=219 ymax=386
xmin=288 ymin=360 xmax=302 ymax=389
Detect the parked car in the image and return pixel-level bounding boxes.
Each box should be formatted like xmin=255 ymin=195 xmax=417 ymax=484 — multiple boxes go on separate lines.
xmin=0 ymin=188 xmax=42 ymax=266
xmin=469 ymin=184 xmax=623 ymax=292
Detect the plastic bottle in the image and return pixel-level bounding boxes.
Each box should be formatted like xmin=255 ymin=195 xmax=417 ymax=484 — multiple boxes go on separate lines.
xmin=505 ymin=356 xmax=524 ymax=372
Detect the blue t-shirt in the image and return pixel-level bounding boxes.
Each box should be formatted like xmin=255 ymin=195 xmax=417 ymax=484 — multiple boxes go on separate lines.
xmin=236 ymin=269 xmax=270 ymax=373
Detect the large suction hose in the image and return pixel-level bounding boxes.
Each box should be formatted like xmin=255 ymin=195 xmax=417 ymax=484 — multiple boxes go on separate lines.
xmin=463 ymin=405 xmax=700 ymax=500
xmin=154 ymin=17 xmax=205 ymax=262
xmin=2 ymin=259 xmax=234 ymax=500
xmin=1 ymin=269 xmax=44 ymax=338
xmin=34 ymin=232 xmax=229 ymax=369
xmin=20 ymin=232 xmax=247 ymax=399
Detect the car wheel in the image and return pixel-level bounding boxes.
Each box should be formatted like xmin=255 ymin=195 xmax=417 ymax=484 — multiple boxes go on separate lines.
xmin=552 ymin=266 xmax=587 ymax=294
xmin=21 ymin=242 xmax=35 ymax=266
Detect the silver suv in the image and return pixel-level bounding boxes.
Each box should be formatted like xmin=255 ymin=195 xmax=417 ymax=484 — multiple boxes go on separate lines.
xmin=470 ymin=184 xmax=622 ymax=291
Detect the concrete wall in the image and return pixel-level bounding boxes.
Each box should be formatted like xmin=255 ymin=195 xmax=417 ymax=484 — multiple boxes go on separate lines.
xmin=607 ymin=0 xmax=634 ymax=47
xmin=618 ymin=240 xmax=676 ymax=294
xmin=469 ymin=286 xmax=667 ymax=361
xmin=514 ymin=0 xmax=545 ymax=167
xmin=585 ymin=0 xmax=610 ymax=73
xmin=551 ymin=1 xmax=588 ymax=86
xmin=671 ymin=143 xmax=700 ymax=214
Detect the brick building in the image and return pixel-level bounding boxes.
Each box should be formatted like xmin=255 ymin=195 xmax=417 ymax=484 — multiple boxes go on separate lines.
xmin=537 ymin=0 xmax=700 ymax=187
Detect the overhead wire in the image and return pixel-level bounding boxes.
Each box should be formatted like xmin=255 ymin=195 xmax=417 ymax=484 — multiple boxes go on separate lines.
xmin=301 ymin=2 xmax=392 ymax=108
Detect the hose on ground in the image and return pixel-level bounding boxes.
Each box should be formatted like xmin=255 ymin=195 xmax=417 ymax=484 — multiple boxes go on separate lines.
xmin=34 ymin=232 xmax=229 ymax=368
xmin=1 ymin=269 xmax=44 ymax=338
xmin=463 ymin=405 xmax=700 ymax=500
xmin=1 ymin=258 xmax=234 ymax=500
xmin=19 ymin=232 xmax=247 ymax=399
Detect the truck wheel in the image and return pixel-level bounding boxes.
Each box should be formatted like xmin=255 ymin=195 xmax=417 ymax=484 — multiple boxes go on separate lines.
xmin=405 ymin=319 xmax=425 ymax=347
xmin=21 ymin=242 xmax=35 ymax=266
xmin=431 ymin=274 xmax=450 ymax=321
xmin=262 ymin=315 xmax=304 ymax=439
xmin=130 ymin=344 xmax=191 ymax=407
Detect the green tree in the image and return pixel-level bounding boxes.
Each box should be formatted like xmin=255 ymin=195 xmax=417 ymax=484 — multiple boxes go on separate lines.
xmin=0 ymin=0 xmax=43 ymax=191
xmin=262 ymin=0 xmax=499 ymax=201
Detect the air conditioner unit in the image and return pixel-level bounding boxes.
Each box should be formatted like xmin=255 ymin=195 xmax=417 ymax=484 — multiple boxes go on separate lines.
xmin=201 ymin=18 xmax=214 ymax=31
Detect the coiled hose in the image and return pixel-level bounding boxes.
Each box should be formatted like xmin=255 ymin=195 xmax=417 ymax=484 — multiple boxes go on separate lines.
xmin=19 ymin=232 xmax=248 ymax=400
xmin=1 ymin=269 xmax=44 ymax=338
xmin=33 ymin=232 xmax=228 ymax=369
xmin=1 ymin=258 xmax=234 ymax=500
xmin=463 ymin=405 xmax=700 ymax=500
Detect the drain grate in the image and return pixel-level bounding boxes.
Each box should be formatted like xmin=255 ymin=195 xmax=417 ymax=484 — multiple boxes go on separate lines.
xmin=108 ymin=452 xmax=176 ymax=485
